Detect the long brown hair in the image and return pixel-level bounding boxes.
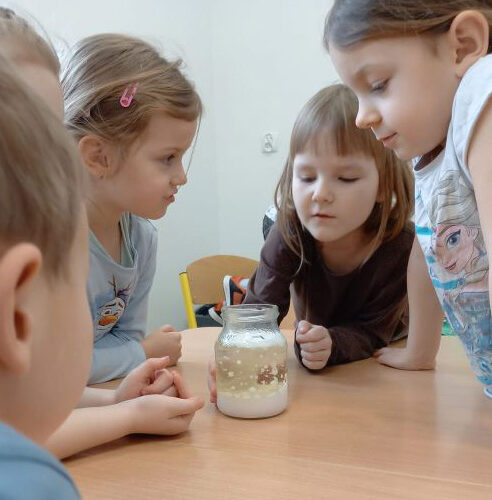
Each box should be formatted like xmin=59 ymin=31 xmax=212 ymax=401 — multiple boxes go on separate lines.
xmin=275 ymin=84 xmax=413 ymax=264
xmin=325 ymin=0 xmax=492 ymax=51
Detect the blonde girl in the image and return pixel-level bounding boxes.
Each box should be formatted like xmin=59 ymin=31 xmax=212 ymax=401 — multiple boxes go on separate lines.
xmin=62 ymin=34 xmax=202 ymax=383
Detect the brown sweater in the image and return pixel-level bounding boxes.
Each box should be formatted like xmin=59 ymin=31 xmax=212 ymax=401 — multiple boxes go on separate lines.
xmin=244 ymin=223 xmax=414 ymax=367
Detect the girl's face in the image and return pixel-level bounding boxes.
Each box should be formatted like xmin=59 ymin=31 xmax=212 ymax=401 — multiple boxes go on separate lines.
xmin=104 ymin=112 xmax=197 ymax=219
xmin=329 ymin=36 xmax=459 ymax=160
xmin=292 ymin=138 xmax=379 ymax=245
xmin=433 ymin=224 xmax=479 ymax=274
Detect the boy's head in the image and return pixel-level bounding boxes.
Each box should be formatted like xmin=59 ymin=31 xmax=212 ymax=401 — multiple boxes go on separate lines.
xmin=0 ymin=57 xmax=92 ymax=443
xmin=0 ymin=7 xmax=63 ymax=118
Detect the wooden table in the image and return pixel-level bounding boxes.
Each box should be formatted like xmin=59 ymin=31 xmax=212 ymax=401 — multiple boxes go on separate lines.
xmin=66 ymin=328 xmax=492 ymax=499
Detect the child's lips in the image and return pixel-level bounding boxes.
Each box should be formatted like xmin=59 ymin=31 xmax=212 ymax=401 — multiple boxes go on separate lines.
xmin=379 ymin=133 xmax=397 ymax=147
xmin=313 ymin=213 xmax=335 ymax=218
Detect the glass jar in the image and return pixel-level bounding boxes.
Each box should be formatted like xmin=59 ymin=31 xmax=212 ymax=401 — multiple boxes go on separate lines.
xmin=215 ymin=304 xmax=288 ymax=418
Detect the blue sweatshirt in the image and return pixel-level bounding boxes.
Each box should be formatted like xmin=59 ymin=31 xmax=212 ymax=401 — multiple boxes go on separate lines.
xmin=88 ymin=213 xmax=157 ymax=383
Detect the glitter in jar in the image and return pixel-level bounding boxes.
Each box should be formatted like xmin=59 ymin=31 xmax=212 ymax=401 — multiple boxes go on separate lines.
xmin=215 ymin=304 xmax=288 ymax=419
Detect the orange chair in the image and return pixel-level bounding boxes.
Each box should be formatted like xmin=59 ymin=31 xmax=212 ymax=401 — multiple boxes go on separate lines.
xmin=179 ymin=255 xmax=258 ymax=329
xmin=179 ymin=254 xmax=296 ymax=329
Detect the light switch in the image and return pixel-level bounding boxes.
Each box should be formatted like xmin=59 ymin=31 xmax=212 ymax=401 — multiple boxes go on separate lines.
xmin=262 ymin=132 xmax=279 ymax=153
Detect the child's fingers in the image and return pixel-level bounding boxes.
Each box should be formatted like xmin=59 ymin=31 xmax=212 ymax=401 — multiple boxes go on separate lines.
xmin=208 ymin=363 xmax=217 ymax=404
xmin=141 ymin=368 xmax=174 ymax=394
xmin=168 ymin=396 xmax=205 ymax=417
xmin=135 ymin=356 xmax=170 ymax=378
xmin=374 ymin=347 xmax=394 ymax=361
xmin=296 ymin=320 xmax=312 ymax=337
xmin=301 ymin=349 xmax=330 ymax=362
xmin=172 ymin=371 xmax=192 ymax=399
xmin=207 ymin=359 xmax=217 ymax=403
xmin=297 ymin=325 xmax=329 ymax=344
xmin=163 ymin=386 xmax=178 ymax=397
xmin=160 ymin=324 xmax=176 ymax=333
xmin=374 ymin=348 xmax=412 ymax=369
xmin=302 ymin=359 xmax=327 ymax=370
xmin=299 ymin=336 xmax=331 ymax=352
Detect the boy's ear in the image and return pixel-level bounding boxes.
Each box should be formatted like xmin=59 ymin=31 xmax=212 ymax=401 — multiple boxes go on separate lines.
xmin=0 ymin=244 xmax=42 ymax=376
xmin=78 ymin=135 xmax=114 ymax=180
xmin=448 ymin=10 xmax=489 ymax=77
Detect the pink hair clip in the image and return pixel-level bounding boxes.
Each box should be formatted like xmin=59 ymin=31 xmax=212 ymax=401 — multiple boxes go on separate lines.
xmin=120 ymin=83 xmax=139 ymax=108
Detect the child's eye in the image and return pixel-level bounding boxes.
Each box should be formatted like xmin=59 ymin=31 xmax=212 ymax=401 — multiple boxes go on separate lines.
xmin=370 ymin=80 xmax=388 ymax=93
xmin=162 ymin=154 xmax=176 ymax=165
xmin=300 ymin=177 xmax=315 ymax=183
xmin=339 ymin=177 xmax=359 ymax=183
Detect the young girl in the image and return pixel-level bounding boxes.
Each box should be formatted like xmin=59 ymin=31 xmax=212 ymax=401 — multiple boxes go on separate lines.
xmin=244 ymin=84 xmax=413 ymax=371
xmin=208 ymin=84 xmax=413 ymax=399
xmin=62 ymin=33 xmax=202 ymax=383
xmin=0 ymin=8 xmax=203 ymax=458
xmin=325 ymin=0 xmax=492 ymax=397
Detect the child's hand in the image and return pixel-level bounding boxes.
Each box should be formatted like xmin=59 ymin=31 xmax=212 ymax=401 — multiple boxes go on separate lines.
xmin=123 ymin=372 xmax=204 ymax=435
xmin=374 ymin=346 xmax=436 ymax=370
xmin=115 ymin=357 xmax=177 ymax=403
xmin=295 ymin=320 xmax=332 ymax=370
xmin=141 ymin=324 xmax=182 ymax=364
xmin=207 ymin=358 xmax=217 ymax=404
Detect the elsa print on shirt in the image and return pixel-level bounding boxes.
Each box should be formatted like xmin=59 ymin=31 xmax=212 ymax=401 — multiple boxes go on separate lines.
xmin=427 ymin=168 xmax=492 ymax=383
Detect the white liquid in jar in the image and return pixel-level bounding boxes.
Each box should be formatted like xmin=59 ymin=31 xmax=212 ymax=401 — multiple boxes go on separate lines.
xmin=215 ymin=342 xmax=288 ymax=419
xmin=217 ymin=384 xmax=287 ymax=418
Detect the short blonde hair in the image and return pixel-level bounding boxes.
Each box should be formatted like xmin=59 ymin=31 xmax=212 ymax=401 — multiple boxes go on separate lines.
xmin=0 ymin=7 xmax=59 ymax=74
xmin=62 ymin=33 xmax=202 ymax=149
xmin=275 ymin=84 xmax=413 ymax=262
xmin=0 ymin=55 xmax=83 ymax=278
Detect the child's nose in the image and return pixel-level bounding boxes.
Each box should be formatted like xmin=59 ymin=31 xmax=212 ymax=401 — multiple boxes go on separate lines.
xmin=173 ymin=162 xmax=187 ymax=186
xmin=313 ymin=182 xmax=334 ymax=203
xmin=356 ymin=101 xmax=380 ymax=129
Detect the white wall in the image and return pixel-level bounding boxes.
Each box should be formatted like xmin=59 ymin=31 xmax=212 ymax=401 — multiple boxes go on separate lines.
xmin=211 ymin=0 xmax=338 ymax=257
xmin=11 ymin=0 xmax=338 ymax=330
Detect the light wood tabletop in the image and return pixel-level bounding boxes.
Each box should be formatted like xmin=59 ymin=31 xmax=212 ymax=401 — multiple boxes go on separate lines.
xmin=66 ymin=328 xmax=492 ymax=500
